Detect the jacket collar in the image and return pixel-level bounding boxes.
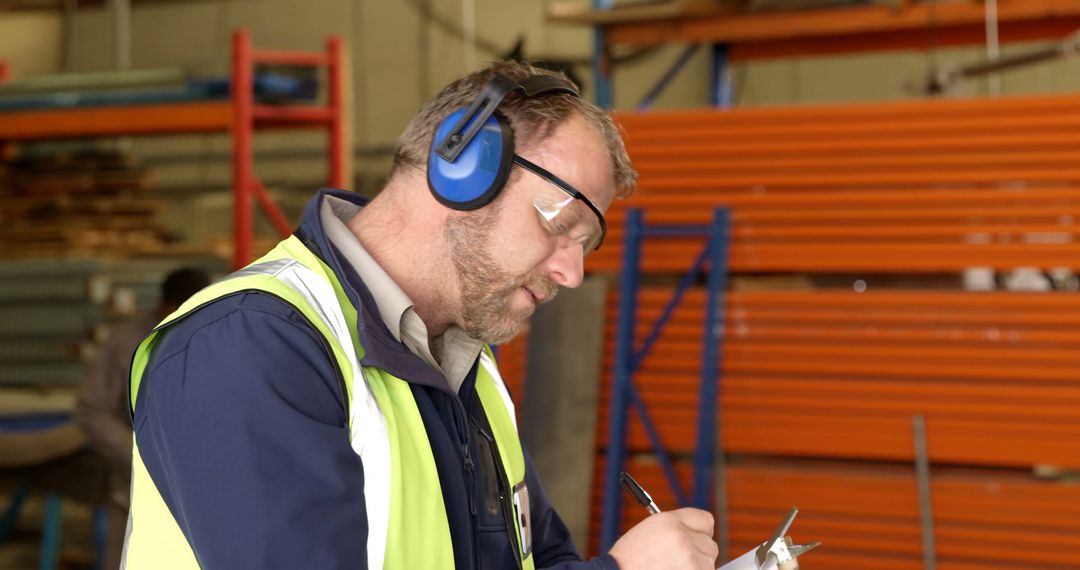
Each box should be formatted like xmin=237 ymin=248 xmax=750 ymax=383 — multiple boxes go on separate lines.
xmin=293 ymin=188 xmax=450 ymax=391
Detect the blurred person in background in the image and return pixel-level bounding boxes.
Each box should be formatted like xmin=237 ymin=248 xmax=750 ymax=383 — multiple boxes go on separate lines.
xmin=75 ymin=267 xmax=209 ymax=569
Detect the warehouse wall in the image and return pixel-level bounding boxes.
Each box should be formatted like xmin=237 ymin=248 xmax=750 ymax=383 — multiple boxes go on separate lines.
xmin=60 ymin=0 xmax=590 ymax=162
xmin=0 ymin=12 xmax=62 ymax=77
xmin=9 ymin=3 xmax=1080 ymax=114
xmin=732 ymin=41 xmax=1080 ymax=105
xmin=6 ymin=2 xmax=1080 ymax=227
xmin=3 ymin=1 xmax=1080 ymax=270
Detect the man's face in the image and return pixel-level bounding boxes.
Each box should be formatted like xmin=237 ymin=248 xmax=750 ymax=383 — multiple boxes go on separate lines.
xmin=447 ymin=113 xmax=616 ymax=344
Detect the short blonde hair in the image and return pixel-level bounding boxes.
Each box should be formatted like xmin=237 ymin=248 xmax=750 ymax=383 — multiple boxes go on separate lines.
xmin=390 ymin=60 xmax=637 ymax=198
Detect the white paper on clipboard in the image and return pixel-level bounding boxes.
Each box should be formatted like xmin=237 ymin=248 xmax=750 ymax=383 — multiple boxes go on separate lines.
xmin=717 ymin=545 xmax=792 ymax=570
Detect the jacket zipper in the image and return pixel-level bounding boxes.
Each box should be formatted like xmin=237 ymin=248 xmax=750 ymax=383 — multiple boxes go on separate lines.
xmin=450 ymin=396 xmax=482 ymax=569
xmin=463 ymin=437 xmax=477 ymax=516
xmin=472 ymin=416 xmax=524 ymax=570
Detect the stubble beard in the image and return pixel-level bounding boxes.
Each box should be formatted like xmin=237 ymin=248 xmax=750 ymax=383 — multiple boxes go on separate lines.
xmin=445 ymin=212 xmax=558 ymax=345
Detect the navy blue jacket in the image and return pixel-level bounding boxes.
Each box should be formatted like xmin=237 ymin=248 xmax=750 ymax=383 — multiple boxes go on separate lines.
xmin=134 ymin=189 xmax=617 ymax=569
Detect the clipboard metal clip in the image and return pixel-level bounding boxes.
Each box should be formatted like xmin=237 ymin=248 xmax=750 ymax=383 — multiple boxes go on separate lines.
xmin=753 ymin=507 xmax=821 ymax=570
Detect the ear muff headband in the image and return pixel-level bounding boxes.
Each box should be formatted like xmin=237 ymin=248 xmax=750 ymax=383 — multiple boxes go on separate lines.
xmin=434 ymin=75 xmax=579 ymax=163
xmin=428 ymin=73 xmax=580 ymax=211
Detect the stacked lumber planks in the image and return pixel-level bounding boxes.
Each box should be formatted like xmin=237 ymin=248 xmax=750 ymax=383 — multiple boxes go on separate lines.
xmin=0 ymin=258 xmax=225 ymax=390
xmin=0 ymin=151 xmax=167 ymax=257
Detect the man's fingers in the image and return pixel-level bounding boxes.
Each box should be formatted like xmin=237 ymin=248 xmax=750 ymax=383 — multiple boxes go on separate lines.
xmin=670 ymin=508 xmax=719 ymax=567
xmin=689 ymin=531 xmax=720 ymax=562
xmin=670 ymin=507 xmax=715 ymax=536
xmin=609 ymin=509 xmax=720 ymax=570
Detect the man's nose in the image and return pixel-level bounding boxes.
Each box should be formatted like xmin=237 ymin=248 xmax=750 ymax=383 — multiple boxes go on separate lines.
xmin=544 ymin=243 xmax=584 ymax=289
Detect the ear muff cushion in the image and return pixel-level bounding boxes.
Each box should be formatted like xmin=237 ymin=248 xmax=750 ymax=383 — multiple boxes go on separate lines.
xmin=427 ymin=109 xmax=515 ymax=211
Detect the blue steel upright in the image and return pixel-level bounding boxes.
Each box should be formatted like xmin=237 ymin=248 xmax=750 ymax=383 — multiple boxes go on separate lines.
xmin=599 ymin=207 xmax=731 ymax=553
xmin=711 ymin=44 xmax=733 ymax=108
xmin=599 ymin=208 xmax=643 ymax=551
xmin=636 ymin=45 xmax=702 ymax=111
xmin=696 ymin=208 xmax=731 ymax=560
xmin=592 ymin=0 xmax=615 ymax=108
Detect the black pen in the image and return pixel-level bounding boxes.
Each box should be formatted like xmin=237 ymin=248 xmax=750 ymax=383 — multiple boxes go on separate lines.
xmin=619 ymin=471 xmax=661 ymax=515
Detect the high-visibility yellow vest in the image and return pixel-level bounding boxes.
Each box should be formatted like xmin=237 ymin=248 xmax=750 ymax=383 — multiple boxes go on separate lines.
xmin=123 ymin=235 xmax=534 ymax=569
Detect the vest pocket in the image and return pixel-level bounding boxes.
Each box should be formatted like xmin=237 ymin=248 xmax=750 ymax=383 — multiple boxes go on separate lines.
xmin=471 ymin=416 xmax=506 ymax=522
xmin=469 ymin=414 xmax=524 ymax=570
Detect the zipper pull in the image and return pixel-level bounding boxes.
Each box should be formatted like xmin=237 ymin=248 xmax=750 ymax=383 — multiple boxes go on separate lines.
xmin=463 ymin=443 xmax=474 ymax=472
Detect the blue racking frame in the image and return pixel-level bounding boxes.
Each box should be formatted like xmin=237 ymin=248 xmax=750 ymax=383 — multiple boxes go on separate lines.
xmin=599 ymin=207 xmax=731 ymax=552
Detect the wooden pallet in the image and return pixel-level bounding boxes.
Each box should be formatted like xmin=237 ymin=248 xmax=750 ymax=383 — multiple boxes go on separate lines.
xmin=0 ymin=151 xmax=168 ymax=257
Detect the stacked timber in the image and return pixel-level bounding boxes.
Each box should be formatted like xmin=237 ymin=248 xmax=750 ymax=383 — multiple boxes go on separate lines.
xmin=0 ymin=257 xmax=224 ymax=390
xmin=0 ymin=260 xmax=104 ymax=388
xmin=0 ymin=151 xmax=168 ymax=257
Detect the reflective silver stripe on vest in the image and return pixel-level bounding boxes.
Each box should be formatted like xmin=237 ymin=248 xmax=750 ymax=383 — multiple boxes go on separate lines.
xmin=480 ymin=351 xmax=517 ymax=431
xmin=228 ymin=258 xmax=391 ymax=570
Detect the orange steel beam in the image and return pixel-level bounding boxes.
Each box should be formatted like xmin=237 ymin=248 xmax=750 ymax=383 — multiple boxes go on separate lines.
xmin=586 ymin=241 xmax=1080 ymax=272
xmin=0 ymin=101 xmax=233 ymax=141
xmin=611 ymin=188 xmax=1080 ymax=207
xmin=595 ymin=461 xmax=1080 ymax=556
xmin=629 ymin=150 xmax=1080 ymax=171
xmin=633 ymin=383 xmax=1080 ymax=413
xmin=614 ymin=92 xmax=1080 ymax=124
xmin=252 ymin=105 xmax=334 ymax=125
xmin=642 ymin=289 xmax=1080 ymax=308
xmin=619 ymin=309 xmax=1080 ymax=327
xmin=602 ymin=0 xmax=1080 ymax=61
xmin=622 ymin=133 xmax=1080 ymax=157
xmin=603 ymin=422 xmax=1080 ymax=468
xmin=604 ymin=204 xmax=1080 ymax=223
xmin=621 ymin=116 xmax=1080 ymax=144
xmin=626 ymin=170 xmax=1080 ymax=188
xmin=595 ymin=468 xmax=1080 ymax=560
xmin=731 ymin=18 xmax=1080 ymax=60
xmin=614 ymin=323 xmax=1080 ymax=345
xmin=610 ymin=412 xmax=1080 ymax=450
xmin=604 ymin=209 xmax=1080 ymax=226
xmin=635 ymin=308 xmax=1080 ymax=327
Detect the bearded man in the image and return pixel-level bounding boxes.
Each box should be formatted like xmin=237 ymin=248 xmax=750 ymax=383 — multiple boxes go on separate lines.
xmin=122 ymin=60 xmax=717 ymax=570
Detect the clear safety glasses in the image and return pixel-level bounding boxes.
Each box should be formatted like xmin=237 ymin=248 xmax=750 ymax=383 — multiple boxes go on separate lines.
xmin=512 ymin=155 xmax=607 ymax=253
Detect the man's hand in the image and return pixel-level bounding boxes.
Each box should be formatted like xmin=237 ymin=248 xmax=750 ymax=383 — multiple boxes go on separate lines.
xmin=608 ymin=508 xmax=718 ymax=570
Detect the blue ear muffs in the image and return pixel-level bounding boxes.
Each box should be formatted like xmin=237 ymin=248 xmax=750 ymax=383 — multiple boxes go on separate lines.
xmin=427 ymin=109 xmax=514 ymax=211
xmin=427 ymin=74 xmax=580 ymax=211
